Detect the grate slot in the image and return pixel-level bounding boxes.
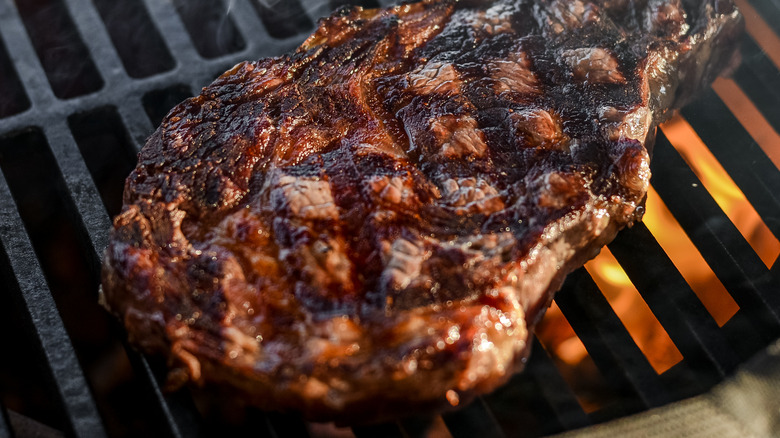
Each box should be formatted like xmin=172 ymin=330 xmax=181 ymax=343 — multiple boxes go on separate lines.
xmin=554 ymin=270 xmax=668 ymax=411
xmin=681 ymin=91 xmax=780 ymax=240
xmin=68 ymin=107 xmax=139 ymax=218
xmin=172 ymin=0 xmax=246 ymax=59
xmin=12 ymin=0 xmax=103 ymax=99
xmin=733 ymin=38 xmax=780 ymax=134
xmin=251 ymin=0 xmax=314 ymax=39
xmin=0 ymin=37 xmax=30 ymax=119
xmin=650 ymin=134 xmax=780 ymax=337
xmin=608 ymin=225 xmax=738 ymax=380
xmin=91 ymin=0 xmax=175 ymax=78
xmin=143 ymin=86 xmax=194 ymax=128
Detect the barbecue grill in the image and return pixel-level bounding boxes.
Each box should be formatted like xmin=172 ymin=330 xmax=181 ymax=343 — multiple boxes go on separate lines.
xmin=1 ymin=0 xmax=779 ymax=436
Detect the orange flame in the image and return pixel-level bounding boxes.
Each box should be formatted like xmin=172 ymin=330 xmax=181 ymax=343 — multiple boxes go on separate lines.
xmin=712 ymin=77 xmax=780 ymax=171
xmin=644 ymin=186 xmax=739 ymax=327
xmin=585 ymin=249 xmax=683 ymax=374
xmin=733 ymin=0 xmax=780 ymax=70
xmin=536 ymin=301 xmax=610 ymax=413
xmin=660 ymin=115 xmax=780 ymax=268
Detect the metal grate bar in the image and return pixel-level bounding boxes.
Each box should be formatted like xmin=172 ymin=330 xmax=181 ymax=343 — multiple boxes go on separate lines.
xmin=352 ymin=421 xmax=405 ymax=438
xmin=264 ymin=412 xmax=312 ymax=438
xmin=0 ymin=1 xmax=777 ymax=436
xmin=0 ymin=171 xmax=106 ymax=438
xmin=608 ymin=225 xmax=739 ymax=380
xmin=0 ymin=403 xmax=11 ymax=438
xmin=0 ymin=0 xmax=56 ymax=107
xmin=140 ymin=0 xmax=202 ymax=71
xmin=62 ymin=0 xmax=129 ymax=87
xmin=443 ymin=397 xmax=506 ymax=438
xmin=11 ymin=0 xmax=103 ymax=99
xmin=681 ymin=90 xmax=780 ymax=239
xmin=555 ymin=270 xmax=669 ymax=409
xmin=140 ymin=85 xmax=194 ymax=129
xmin=718 ymin=308 xmax=777 ymax=362
xmin=126 ymin=346 xmax=202 ymax=438
xmin=62 ymin=106 xmax=202 ymax=437
xmin=520 ymin=339 xmax=590 ymax=433
xmin=733 ymin=38 xmax=780 ymax=134
xmin=0 ymin=33 xmax=30 ymax=119
xmin=231 ymin=0 xmax=279 ymax=47
xmin=41 ymin=121 xmax=112 ymax=263
xmin=118 ymin=96 xmax=157 ymax=152
xmin=747 ymin=0 xmax=780 ymax=37
xmin=651 ymin=133 xmax=780 ymax=323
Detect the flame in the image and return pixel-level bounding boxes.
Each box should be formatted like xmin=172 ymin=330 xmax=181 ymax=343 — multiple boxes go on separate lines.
xmin=585 ymin=249 xmax=684 ymax=374
xmin=536 ymin=301 xmax=607 ymax=413
xmin=644 ymin=186 xmax=739 ymax=326
xmin=733 ymin=0 xmax=780 ymax=70
xmin=660 ymin=115 xmax=780 ymax=268
xmin=536 ymin=247 xmax=685 ymax=412
xmin=712 ymin=77 xmax=780 ymax=171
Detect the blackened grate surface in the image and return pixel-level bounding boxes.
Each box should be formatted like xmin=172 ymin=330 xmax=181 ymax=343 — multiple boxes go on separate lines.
xmin=0 ymin=0 xmax=779 ymax=437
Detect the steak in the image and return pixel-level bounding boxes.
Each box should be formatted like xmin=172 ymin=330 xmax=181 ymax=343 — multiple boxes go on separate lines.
xmin=101 ymin=0 xmax=743 ymax=423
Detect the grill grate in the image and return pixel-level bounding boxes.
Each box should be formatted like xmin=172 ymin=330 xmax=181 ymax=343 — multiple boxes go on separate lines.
xmin=0 ymin=0 xmax=779 ymax=437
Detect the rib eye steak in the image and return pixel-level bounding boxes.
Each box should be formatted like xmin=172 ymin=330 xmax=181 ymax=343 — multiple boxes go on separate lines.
xmin=102 ymin=0 xmax=743 ymax=422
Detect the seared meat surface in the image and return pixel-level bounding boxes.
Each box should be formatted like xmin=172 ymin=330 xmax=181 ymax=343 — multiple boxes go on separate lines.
xmin=102 ymin=0 xmax=742 ymax=422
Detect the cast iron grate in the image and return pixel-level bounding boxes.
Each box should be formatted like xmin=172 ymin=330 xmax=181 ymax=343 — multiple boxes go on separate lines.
xmin=0 ymin=0 xmax=779 ymax=436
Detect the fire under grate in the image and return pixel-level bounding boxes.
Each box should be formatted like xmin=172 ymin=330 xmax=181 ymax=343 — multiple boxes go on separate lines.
xmin=1 ymin=0 xmax=780 ymax=437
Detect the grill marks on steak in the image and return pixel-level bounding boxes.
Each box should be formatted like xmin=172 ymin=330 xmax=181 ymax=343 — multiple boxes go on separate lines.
xmin=102 ymin=0 xmax=743 ymax=422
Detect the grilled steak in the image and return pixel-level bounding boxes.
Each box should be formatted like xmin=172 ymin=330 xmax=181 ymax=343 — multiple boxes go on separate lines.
xmin=102 ymin=0 xmax=742 ymax=422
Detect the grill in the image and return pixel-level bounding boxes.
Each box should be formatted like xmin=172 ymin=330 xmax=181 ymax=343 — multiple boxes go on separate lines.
xmin=1 ymin=0 xmax=779 ymax=436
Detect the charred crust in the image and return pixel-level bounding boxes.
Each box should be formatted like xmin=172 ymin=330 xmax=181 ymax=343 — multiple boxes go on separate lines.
xmin=102 ymin=0 xmax=743 ymax=423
